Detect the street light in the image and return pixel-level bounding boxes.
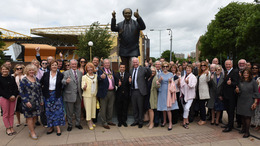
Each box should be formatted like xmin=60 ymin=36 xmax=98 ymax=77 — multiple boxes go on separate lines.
xmin=167 ymin=29 xmax=173 ymax=62
xmin=88 ymin=41 xmax=93 ymax=62
xmin=150 ymin=29 xmax=163 ymax=55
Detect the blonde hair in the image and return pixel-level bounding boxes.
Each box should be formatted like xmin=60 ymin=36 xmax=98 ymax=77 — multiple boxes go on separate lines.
xmin=24 ymin=64 xmax=38 ymax=75
xmin=162 ymin=61 xmax=169 ymax=67
xmin=85 ymin=62 xmax=96 ymax=73
xmin=150 ymin=66 xmax=157 ymax=76
xmin=31 ymin=59 xmax=40 ymax=64
xmin=13 ymin=64 xmax=25 ymax=72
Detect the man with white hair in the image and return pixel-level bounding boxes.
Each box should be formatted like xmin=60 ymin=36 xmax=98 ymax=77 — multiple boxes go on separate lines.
xmin=62 ymin=59 xmax=83 ymax=131
xmin=221 ymin=60 xmax=239 ymax=132
xmin=129 ymin=57 xmax=151 ymax=128
xmin=96 ymin=59 xmax=116 ymax=129
xmin=238 ymin=59 xmax=247 ymax=72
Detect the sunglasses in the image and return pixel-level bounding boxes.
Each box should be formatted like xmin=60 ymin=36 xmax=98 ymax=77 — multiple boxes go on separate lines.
xmin=16 ymin=68 xmax=23 ymax=70
xmin=216 ymin=69 xmax=221 ymax=71
xmin=252 ymin=67 xmax=258 ymax=69
xmin=80 ymin=61 xmax=86 ymax=63
xmin=162 ymin=66 xmax=169 ymax=68
xmin=66 ymin=65 xmax=70 ymax=66
xmin=201 ymin=65 xmax=207 ymax=67
xmin=42 ymin=63 xmax=47 ymax=65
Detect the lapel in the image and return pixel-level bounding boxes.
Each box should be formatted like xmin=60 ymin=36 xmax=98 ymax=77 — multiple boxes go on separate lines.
xmin=213 ymin=73 xmax=217 ymax=85
xmin=137 ymin=66 xmax=141 ymax=80
xmin=217 ymin=74 xmax=224 ymax=88
xmin=69 ymin=69 xmax=77 ymax=83
xmin=46 ymin=72 xmax=50 ymax=87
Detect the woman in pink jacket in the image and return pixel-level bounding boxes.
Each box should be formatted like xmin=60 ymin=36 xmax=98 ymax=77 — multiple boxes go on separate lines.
xmin=180 ymin=64 xmax=197 ymax=129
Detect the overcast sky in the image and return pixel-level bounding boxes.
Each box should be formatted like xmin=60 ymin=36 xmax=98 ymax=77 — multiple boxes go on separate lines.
xmin=0 ymin=0 xmax=254 ymax=59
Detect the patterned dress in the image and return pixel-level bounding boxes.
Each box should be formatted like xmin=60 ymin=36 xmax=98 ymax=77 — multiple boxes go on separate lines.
xmin=19 ymin=77 xmax=43 ymax=118
xmin=45 ymin=91 xmax=65 ymax=127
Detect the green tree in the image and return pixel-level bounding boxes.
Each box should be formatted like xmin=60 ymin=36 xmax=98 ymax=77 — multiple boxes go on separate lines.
xmin=0 ymin=31 xmax=6 ymax=65
xmin=75 ymin=22 xmax=113 ymax=61
xmin=199 ymin=2 xmax=259 ymax=65
xmin=160 ymin=50 xmax=176 ymax=62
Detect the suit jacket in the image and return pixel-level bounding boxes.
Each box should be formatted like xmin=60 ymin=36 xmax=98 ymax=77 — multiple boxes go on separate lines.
xmin=111 ymin=17 xmax=146 ymax=57
xmin=115 ymin=72 xmax=130 ymax=98
xmin=96 ymin=67 xmax=116 ymax=98
xmin=130 ymin=66 xmax=151 ymax=96
xmin=62 ymin=69 xmax=82 ymax=102
xmin=208 ymin=73 xmax=224 ymax=109
xmin=222 ymin=68 xmax=239 ymax=99
xmin=41 ymin=71 xmax=64 ymax=99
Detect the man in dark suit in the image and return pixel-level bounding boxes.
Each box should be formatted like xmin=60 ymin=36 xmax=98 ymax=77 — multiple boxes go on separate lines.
xmin=97 ymin=59 xmax=116 ymax=129
xmin=111 ymin=8 xmax=146 ymax=72
xmin=115 ymin=63 xmax=130 ymax=127
xmin=129 ymin=57 xmax=151 ymax=128
xmin=222 ymin=60 xmax=239 ymax=132
xmin=62 ymin=59 xmax=83 ymax=131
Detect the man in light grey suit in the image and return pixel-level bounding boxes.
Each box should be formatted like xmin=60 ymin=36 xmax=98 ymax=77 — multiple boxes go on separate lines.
xmin=129 ymin=57 xmax=151 ymax=128
xmin=62 ymin=59 xmax=83 ymax=131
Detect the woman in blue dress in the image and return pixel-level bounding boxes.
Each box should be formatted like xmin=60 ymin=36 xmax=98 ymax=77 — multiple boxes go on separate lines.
xmin=41 ymin=61 xmax=65 ymax=136
xmin=20 ymin=64 xmax=44 ymax=140
xmin=157 ymin=62 xmax=179 ymax=130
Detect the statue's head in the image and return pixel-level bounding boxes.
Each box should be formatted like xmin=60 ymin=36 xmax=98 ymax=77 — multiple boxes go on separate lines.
xmin=122 ymin=8 xmax=132 ymax=21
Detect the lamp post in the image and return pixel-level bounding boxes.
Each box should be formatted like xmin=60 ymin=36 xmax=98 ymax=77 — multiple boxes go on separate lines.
xmin=167 ymin=29 xmax=173 ymax=62
xmin=150 ymin=29 xmax=163 ymax=55
xmin=88 ymin=41 xmax=93 ymax=62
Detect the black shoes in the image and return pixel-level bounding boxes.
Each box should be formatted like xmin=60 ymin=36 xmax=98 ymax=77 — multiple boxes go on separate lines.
xmin=57 ymin=132 xmax=61 ymax=136
xmin=239 ymin=129 xmax=245 ymax=134
xmin=118 ymin=122 xmax=127 ymax=127
xmin=138 ymin=124 xmax=143 ymax=128
xmin=161 ymin=123 xmax=166 ymax=127
xmin=67 ymin=126 xmax=72 ymax=131
xmin=122 ymin=122 xmax=128 ymax=127
xmin=35 ymin=121 xmax=41 ymax=126
xmin=221 ymin=125 xmax=228 ymax=128
xmin=75 ymin=125 xmax=83 ymax=130
xmin=154 ymin=123 xmax=159 ymax=127
xmin=131 ymin=122 xmax=138 ymax=126
xmin=222 ymin=127 xmax=232 ymax=132
xmin=243 ymin=133 xmax=250 ymax=138
xmin=46 ymin=128 xmax=54 ymax=135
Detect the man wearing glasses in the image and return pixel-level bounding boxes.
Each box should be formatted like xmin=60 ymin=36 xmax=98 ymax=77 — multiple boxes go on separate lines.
xmin=40 ymin=59 xmax=49 ymax=72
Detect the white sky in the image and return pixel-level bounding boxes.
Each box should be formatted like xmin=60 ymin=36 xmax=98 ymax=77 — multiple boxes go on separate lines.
xmin=0 ymin=0 xmax=254 ymax=59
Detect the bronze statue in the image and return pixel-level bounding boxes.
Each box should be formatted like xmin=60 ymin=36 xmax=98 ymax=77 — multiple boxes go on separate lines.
xmin=111 ymin=8 xmax=146 ymax=71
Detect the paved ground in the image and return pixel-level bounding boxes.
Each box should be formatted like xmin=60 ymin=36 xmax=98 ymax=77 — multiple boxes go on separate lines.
xmin=0 ymin=112 xmax=260 ymax=146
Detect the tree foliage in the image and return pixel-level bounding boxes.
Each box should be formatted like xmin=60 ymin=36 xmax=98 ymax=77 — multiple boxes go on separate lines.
xmin=199 ymin=2 xmax=260 ymax=65
xmin=75 ymin=22 xmax=113 ymax=61
xmin=0 ymin=31 xmax=6 ymax=65
xmin=160 ymin=50 xmax=176 ymax=62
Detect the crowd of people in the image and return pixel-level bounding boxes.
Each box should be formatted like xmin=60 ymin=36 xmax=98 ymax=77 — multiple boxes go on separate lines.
xmin=0 ymin=48 xmax=260 ymax=140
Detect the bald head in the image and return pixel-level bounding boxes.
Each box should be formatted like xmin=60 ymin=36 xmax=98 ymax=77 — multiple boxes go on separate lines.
xmin=212 ymin=58 xmax=219 ymax=65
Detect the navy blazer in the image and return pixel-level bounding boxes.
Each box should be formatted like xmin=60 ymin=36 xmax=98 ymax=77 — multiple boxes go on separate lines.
xmin=96 ymin=67 xmax=116 ymax=98
xmin=40 ymin=71 xmax=64 ymax=99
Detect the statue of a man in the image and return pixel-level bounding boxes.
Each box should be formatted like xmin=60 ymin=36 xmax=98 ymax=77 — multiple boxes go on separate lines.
xmin=111 ymin=8 xmax=146 ymax=71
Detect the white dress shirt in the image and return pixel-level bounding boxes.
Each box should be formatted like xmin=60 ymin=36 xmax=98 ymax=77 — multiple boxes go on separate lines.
xmin=49 ymin=72 xmax=57 ymax=90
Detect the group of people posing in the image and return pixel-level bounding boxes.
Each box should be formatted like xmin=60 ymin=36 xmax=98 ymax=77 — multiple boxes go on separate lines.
xmin=0 ymin=50 xmax=260 ymax=140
